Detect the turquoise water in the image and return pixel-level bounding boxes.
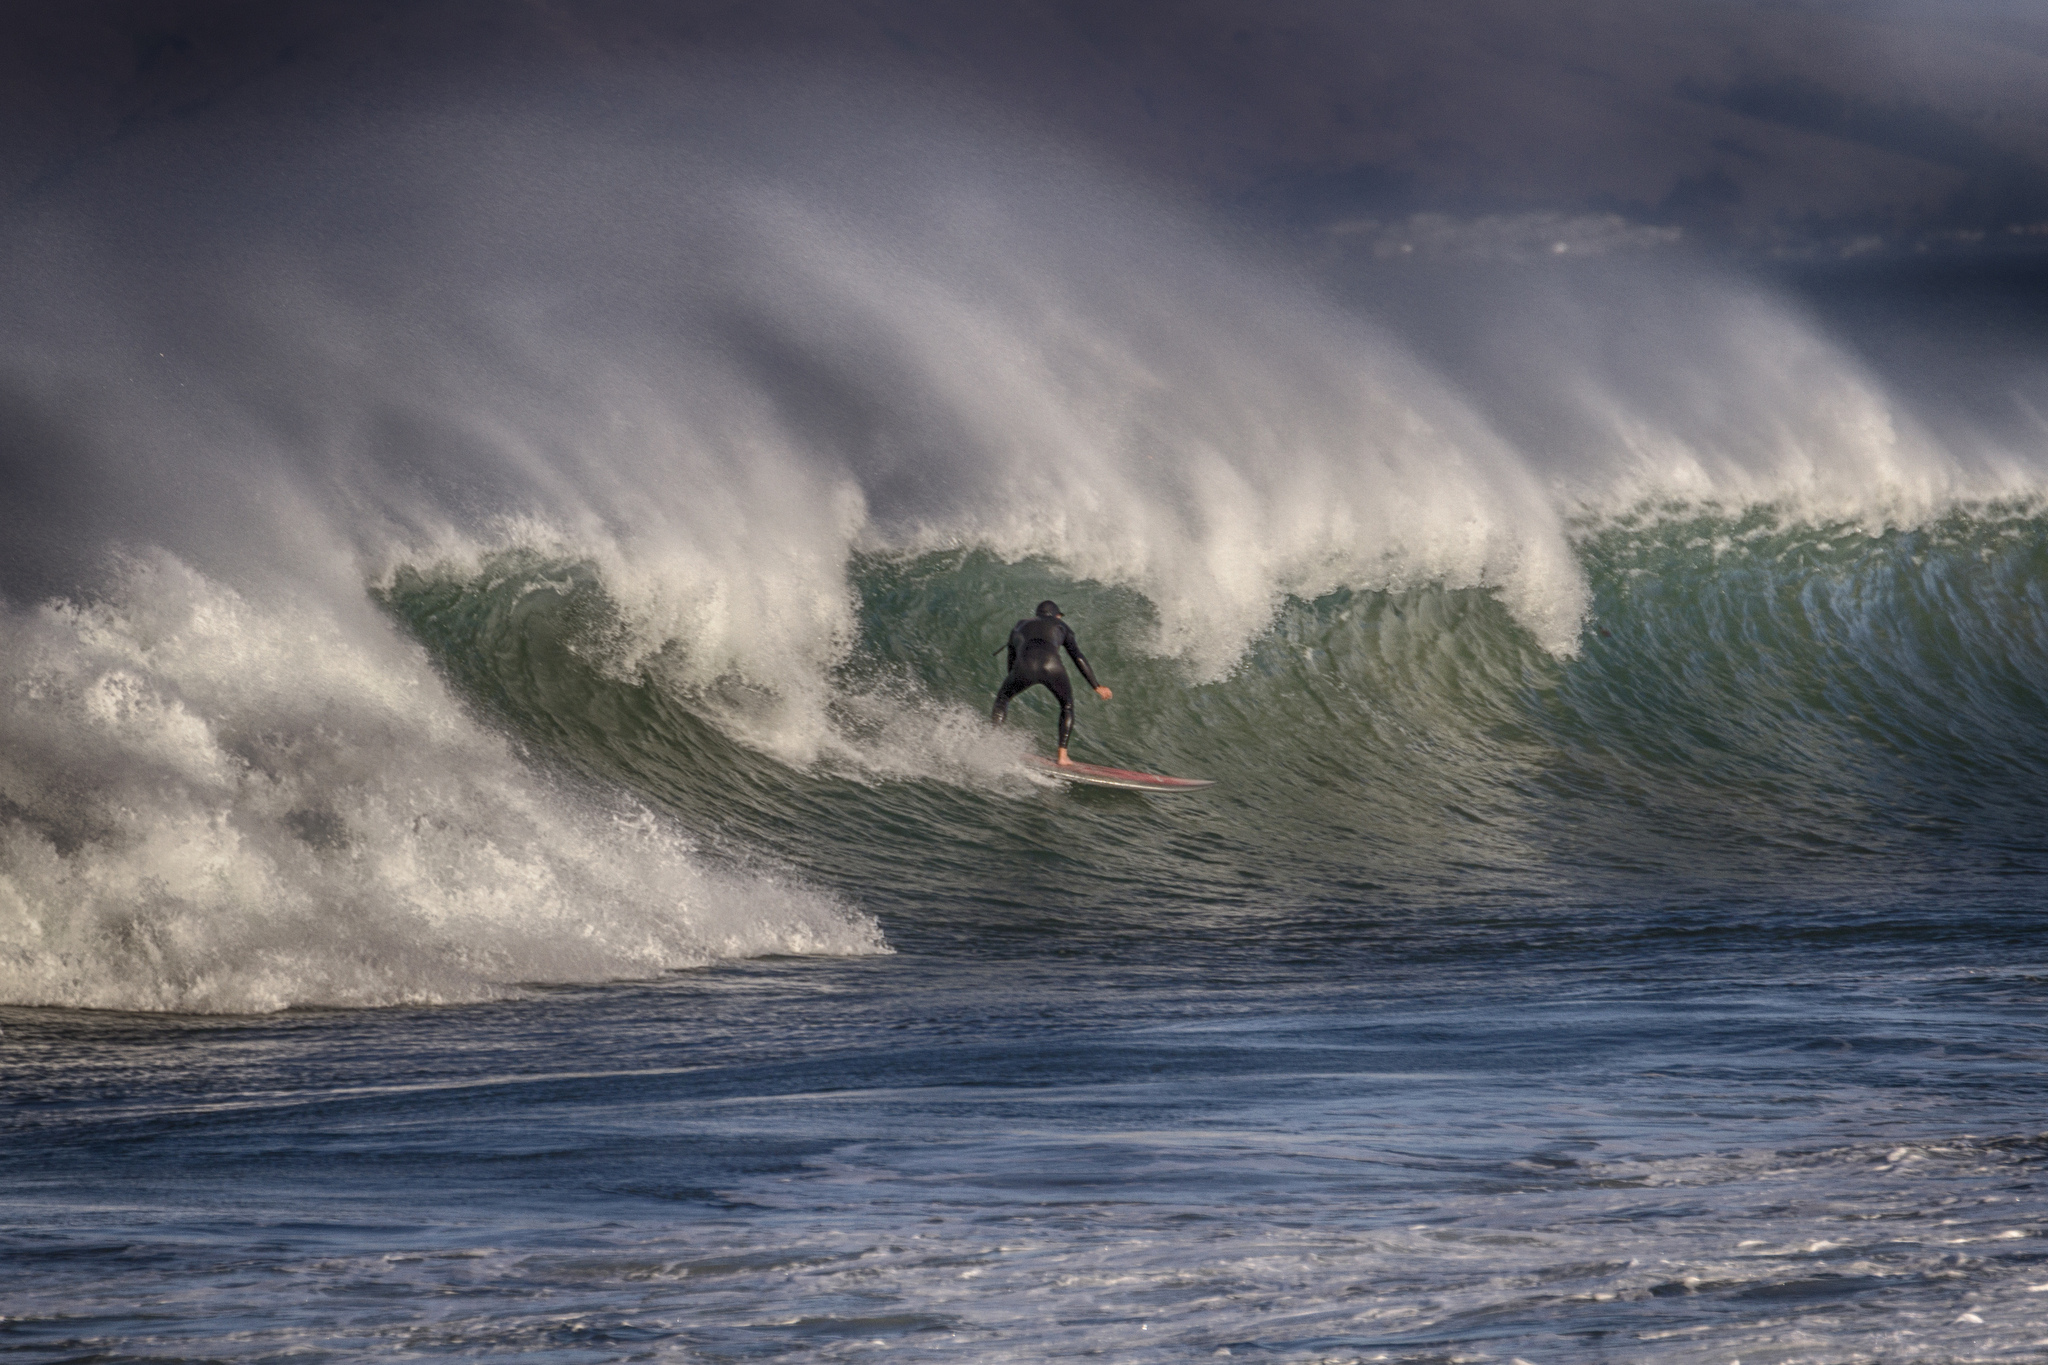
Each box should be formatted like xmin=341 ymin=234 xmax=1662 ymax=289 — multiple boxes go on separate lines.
xmin=379 ymin=508 xmax=2048 ymax=928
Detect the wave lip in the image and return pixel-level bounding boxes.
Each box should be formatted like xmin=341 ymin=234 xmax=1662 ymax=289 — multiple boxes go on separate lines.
xmin=0 ymin=554 xmax=885 ymax=1014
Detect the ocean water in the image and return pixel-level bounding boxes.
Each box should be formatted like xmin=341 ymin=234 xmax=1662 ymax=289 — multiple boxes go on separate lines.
xmin=5 ymin=76 xmax=2048 ymax=1363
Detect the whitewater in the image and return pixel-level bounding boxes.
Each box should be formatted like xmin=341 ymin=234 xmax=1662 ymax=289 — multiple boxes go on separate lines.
xmin=5 ymin=70 xmax=2048 ymax=1363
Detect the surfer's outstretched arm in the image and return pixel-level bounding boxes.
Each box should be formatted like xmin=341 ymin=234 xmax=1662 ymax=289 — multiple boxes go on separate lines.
xmin=1060 ymin=622 xmax=1112 ymax=700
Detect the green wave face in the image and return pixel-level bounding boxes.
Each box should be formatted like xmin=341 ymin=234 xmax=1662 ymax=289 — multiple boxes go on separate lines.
xmin=380 ymin=505 xmax=2048 ymax=947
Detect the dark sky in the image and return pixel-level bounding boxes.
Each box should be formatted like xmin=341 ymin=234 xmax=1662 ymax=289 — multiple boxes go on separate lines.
xmin=6 ymin=0 xmax=2048 ymax=260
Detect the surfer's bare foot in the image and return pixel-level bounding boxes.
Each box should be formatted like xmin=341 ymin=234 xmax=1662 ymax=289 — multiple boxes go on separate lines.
xmin=1056 ymin=748 xmax=1073 ymax=766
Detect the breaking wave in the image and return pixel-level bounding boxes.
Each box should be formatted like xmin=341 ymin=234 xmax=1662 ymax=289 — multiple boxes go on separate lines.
xmin=3 ymin=67 xmax=2045 ymax=1009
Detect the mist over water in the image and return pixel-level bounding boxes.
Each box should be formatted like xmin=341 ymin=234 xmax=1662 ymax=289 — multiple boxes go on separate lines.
xmin=5 ymin=69 xmax=2047 ymax=1005
xmin=5 ymin=38 xmax=2048 ymax=1363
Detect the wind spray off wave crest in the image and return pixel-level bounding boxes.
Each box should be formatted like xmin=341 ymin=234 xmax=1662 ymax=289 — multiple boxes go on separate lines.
xmin=701 ymin=174 xmax=1593 ymax=672
xmin=362 ymin=163 xmax=1596 ymax=775
xmin=334 ymin=90 xmax=2042 ymax=735
xmin=0 ymin=555 xmax=884 ymax=1013
xmin=27 ymin=76 xmax=1602 ymax=773
xmin=289 ymin=85 xmax=1603 ymax=788
xmin=1433 ymin=264 xmax=2047 ymax=528
xmin=7 ymin=68 xmax=2045 ymax=809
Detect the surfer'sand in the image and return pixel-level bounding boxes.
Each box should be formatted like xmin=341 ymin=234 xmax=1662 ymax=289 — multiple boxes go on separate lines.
xmin=991 ymin=599 xmax=1111 ymax=767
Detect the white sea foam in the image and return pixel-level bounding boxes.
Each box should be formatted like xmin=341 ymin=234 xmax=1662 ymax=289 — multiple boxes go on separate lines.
xmin=0 ymin=554 xmax=885 ymax=1013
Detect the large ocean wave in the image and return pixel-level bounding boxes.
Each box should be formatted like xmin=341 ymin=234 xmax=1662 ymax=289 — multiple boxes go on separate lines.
xmin=3 ymin=71 xmax=2044 ymax=1011
xmin=376 ymin=504 xmax=2048 ymax=909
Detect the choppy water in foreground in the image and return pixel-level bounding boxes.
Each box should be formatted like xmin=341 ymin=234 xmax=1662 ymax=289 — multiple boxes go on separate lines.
xmin=7 ymin=941 xmax=2047 ymax=1362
